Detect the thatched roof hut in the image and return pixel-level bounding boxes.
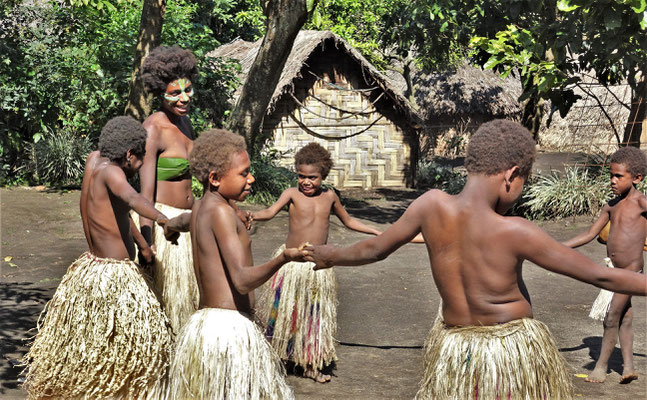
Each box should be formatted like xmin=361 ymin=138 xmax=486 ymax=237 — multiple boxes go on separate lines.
xmin=209 ymin=30 xmax=423 ymax=189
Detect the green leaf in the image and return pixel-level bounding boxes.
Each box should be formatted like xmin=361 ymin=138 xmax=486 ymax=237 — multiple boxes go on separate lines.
xmin=557 ymin=0 xmax=579 ymax=12
xmin=33 ymin=133 xmax=43 ymax=143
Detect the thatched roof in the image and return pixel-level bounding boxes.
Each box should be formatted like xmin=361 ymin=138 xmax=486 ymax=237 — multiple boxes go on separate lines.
xmin=208 ymin=30 xmax=423 ymax=127
xmin=403 ymin=62 xmax=523 ymax=122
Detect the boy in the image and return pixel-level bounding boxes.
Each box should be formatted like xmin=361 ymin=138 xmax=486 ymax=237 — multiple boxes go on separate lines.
xmin=563 ymin=146 xmax=647 ymax=384
xmin=166 ymin=129 xmax=305 ymax=399
xmin=306 ymin=120 xmax=647 ymax=399
xmin=23 ymin=116 xmax=175 ymax=399
xmin=251 ymin=142 xmax=381 ymax=383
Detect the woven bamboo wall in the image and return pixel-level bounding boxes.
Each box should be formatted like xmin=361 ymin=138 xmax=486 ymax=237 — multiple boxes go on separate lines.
xmin=264 ymin=79 xmax=410 ymax=189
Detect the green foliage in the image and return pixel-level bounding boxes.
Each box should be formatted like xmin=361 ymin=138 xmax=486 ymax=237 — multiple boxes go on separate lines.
xmin=31 ymin=129 xmax=92 ymax=186
xmin=0 ymin=0 xmax=240 ymax=186
xmin=521 ymin=167 xmax=612 ymax=220
xmin=192 ymin=175 xmax=204 ymax=198
xmin=416 ymin=160 xmax=466 ymax=194
xmin=246 ymin=149 xmax=296 ymax=205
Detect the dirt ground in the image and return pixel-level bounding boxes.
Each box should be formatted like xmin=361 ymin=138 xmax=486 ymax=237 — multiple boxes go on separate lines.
xmin=1 ymin=186 xmax=646 ymax=399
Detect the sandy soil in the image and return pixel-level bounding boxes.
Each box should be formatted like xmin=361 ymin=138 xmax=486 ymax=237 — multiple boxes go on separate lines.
xmin=1 ymin=186 xmax=645 ymax=399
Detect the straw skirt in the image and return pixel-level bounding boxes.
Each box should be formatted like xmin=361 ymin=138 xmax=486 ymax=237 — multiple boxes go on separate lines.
xmin=22 ymin=252 xmax=172 ymax=399
xmin=589 ymin=257 xmax=615 ymax=321
xmin=167 ymin=308 xmax=294 ymax=399
xmin=415 ymin=316 xmax=573 ymax=400
xmin=133 ymin=202 xmax=199 ymax=333
xmin=258 ymin=245 xmax=338 ymax=371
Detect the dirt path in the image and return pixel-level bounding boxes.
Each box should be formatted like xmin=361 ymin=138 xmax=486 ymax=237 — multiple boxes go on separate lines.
xmin=1 ymin=187 xmax=645 ymax=399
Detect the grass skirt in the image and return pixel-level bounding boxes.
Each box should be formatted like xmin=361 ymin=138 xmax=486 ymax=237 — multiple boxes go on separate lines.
xmin=22 ymin=252 xmax=172 ymax=399
xmin=133 ymin=202 xmax=199 ymax=334
xmin=167 ymin=308 xmax=294 ymax=399
xmin=589 ymin=257 xmax=615 ymax=321
xmin=258 ymin=245 xmax=338 ymax=371
xmin=415 ymin=315 xmax=573 ymax=400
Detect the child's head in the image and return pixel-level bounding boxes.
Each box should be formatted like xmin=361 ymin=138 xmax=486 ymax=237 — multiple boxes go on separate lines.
xmin=99 ymin=116 xmax=147 ymax=173
xmin=189 ymin=129 xmax=253 ymax=200
xmin=294 ymin=143 xmax=333 ymax=196
xmin=609 ymin=146 xmax=646 ymax=194
xmin=465 ymin=119 xmax=536 ymax=178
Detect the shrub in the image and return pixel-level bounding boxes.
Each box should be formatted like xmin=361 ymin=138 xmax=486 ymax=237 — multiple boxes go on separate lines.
xmin=247 ymin=149 xmax=296 ymax=205
xmin=416 ymin=159 xmax=466 ymax=194
xmin=31 ymin=129 xmax=92 ymax=187
xmin=521 ymin=166 xmax=611 ymax=220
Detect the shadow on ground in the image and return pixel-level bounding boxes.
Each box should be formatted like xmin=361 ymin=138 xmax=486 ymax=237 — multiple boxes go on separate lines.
xmin=0 ymin=282 xmax=52 ymax=394
xmin=561 ymin=336 xmax=647 ymax=376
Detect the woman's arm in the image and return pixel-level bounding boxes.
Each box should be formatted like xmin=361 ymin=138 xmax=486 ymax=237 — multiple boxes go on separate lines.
xmin=138 ymin=123 xmax=163 ymax=245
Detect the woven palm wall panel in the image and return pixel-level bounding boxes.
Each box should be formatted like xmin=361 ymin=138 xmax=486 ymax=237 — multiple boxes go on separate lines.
xmin=265 ymin=81 xmax=409 ymax=189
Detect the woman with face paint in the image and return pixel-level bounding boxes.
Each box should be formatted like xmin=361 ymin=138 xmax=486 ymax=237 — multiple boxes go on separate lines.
xmin=138 ymin=45 xmax=200 ymax=334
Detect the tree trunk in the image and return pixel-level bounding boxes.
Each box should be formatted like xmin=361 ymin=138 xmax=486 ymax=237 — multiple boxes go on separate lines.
xmin=622 ymin=79 xmax=646 ymax=147
xmin=124 ymin=0 xmax=167 ymax=121
xmin=226 ymin=0 xmax=314 ymax=153
xmin=520 ymin=92 xmax=544 ymax=142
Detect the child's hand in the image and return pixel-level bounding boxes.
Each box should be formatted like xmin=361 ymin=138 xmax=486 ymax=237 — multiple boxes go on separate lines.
xmin=283 ymin=242 xmax=311 ymax=262
xmin=245 ymin=211 xmax=254 ymax=230
xmin=139 ymin=245 xmax=156 ymax=266
xmin=304 ymin=244 xmax=336 ymax=270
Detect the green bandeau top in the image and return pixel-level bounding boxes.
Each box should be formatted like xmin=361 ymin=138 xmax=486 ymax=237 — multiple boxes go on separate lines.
xmin=157 ymin=157 xmax=190 ymax=181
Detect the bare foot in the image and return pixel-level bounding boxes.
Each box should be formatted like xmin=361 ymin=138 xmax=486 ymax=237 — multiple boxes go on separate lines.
xmin=304 ymin=366 xmax=331 ymax=383
xmin=585 ymin=367 xmax=607 ymax=383
xmin=620 ymin=373 xmax=638 ymax=384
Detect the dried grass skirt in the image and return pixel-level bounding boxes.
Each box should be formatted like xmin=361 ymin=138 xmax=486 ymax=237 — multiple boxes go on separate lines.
xmin=415 ymin=315 xmax=573 ymax=400
xmin=258 ymin=245 xmax=338 ymax=371
xmin=133 ymin=202 xmax=199 ymax=334
xmin=22 ymin=252 xmax=172 ymax=399
xmin=589 ymin=257 xmax=615 ymax=321
xmin=167 ymin=308 xmax=294 ymax=400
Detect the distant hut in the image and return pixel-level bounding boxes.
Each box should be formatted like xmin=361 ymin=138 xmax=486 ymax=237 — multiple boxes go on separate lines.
xmin=209 ymin=30 xmax=422 ymax=189
xmin=391 ymin=63 xmax=523 ymax=157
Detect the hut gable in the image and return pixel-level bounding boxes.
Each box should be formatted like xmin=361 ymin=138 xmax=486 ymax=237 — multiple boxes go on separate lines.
xmin=209 ymin=30 xmax=422 ymax=189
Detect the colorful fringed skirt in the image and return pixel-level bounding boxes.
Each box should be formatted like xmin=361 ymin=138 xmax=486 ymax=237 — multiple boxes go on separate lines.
xmin=258 ymin=244 xmax=338 ymax=371
xmin=415 ymin=315 xmax=574 ymax=400
xmin=22 ymin=252 xmax=173 ymax=400
xmin=167 ymin=308 xmax=294 ymax=399
xmin=589 ymin=257 xmax=615 ymax=321
xmin=133 ymin=202 xmax=199 ymax=334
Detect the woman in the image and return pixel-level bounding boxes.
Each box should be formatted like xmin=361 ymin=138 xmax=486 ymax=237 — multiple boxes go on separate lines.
xmin=139 ymin=45 xmax=199 ymax=334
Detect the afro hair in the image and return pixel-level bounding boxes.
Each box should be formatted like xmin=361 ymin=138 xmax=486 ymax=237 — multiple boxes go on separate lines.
xmin=189 ymin=129 xmax=247 ymax=186
xmin=140 ymin=46 xmax=198 ymax=97
xmin=610 ymin=146 xmax=647 ymax=177
xmin=465 ymin=119 xmax=536 ymax=177
xmin=98 ymin=116 xmax=147 ymax=162
xmin=294 ymin=143 xmax=333 ymax=179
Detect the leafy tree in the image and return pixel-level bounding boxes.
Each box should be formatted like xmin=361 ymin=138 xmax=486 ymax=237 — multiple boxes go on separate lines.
xmin=227 ymin=0 xmax=319 ymax=152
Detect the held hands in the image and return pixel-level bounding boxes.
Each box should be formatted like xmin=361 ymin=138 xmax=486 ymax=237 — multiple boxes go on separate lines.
xmin=245 ymin=211 xmax=253 ymax=230
xmin=139 ymin=245 xmax=156 ymax=267
xmin=304 ymin=244 xmax=336 ymax=270
xmin=283 ymin=242 xmax=312 ymax=263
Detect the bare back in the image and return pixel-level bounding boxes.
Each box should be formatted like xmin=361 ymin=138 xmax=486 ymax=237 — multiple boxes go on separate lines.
xmin=606 ymin=190 xmax=647 ymax=271
xmin=284 ymin=188 xmax=336 ymax=248
xmin=191 ymin=194 xmax=253 ymax=313
xmin=80 ymin=151 xmax=136 ymax=260
xmin=418 ymin=191 xmax=532 ymax=326
xmin=141 ymin=112 xmax=194 ymax=209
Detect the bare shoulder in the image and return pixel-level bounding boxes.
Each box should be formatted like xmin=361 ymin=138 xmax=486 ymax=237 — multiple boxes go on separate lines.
xmin=143 ymin=112 xmax=173 ymax=136
xmin=408 ymin=189 xmax=447 ymax=211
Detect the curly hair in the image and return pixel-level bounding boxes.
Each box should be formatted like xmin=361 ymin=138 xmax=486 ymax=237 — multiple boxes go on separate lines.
xmin=190 ymin=129 xmax=247 ymax=185
xmin=464 ymin=119 xmax=536 ymax=177
xmin=294 ymin=143 xmax=333 ymax=179
xmin=610 ymin=146 xmax=647 ymax=177
xmin=140 ymin=46 xmax=198 ymax=97
xmin=98 ymin=116 xmax=147 ymax=162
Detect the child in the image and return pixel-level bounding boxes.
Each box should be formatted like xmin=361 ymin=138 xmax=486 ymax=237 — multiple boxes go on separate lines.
xmin=251 ymin=142 xmax=381 ymax=383
xmin=23 ymin=116 xmax=176 ymax=399
xmin=166 ymin=129 xmax=305 ymax=399
xmin=305 ymin=120 xmax=647 ymax=399
xmin=563 ymin=146 xmax=647 ymax=384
